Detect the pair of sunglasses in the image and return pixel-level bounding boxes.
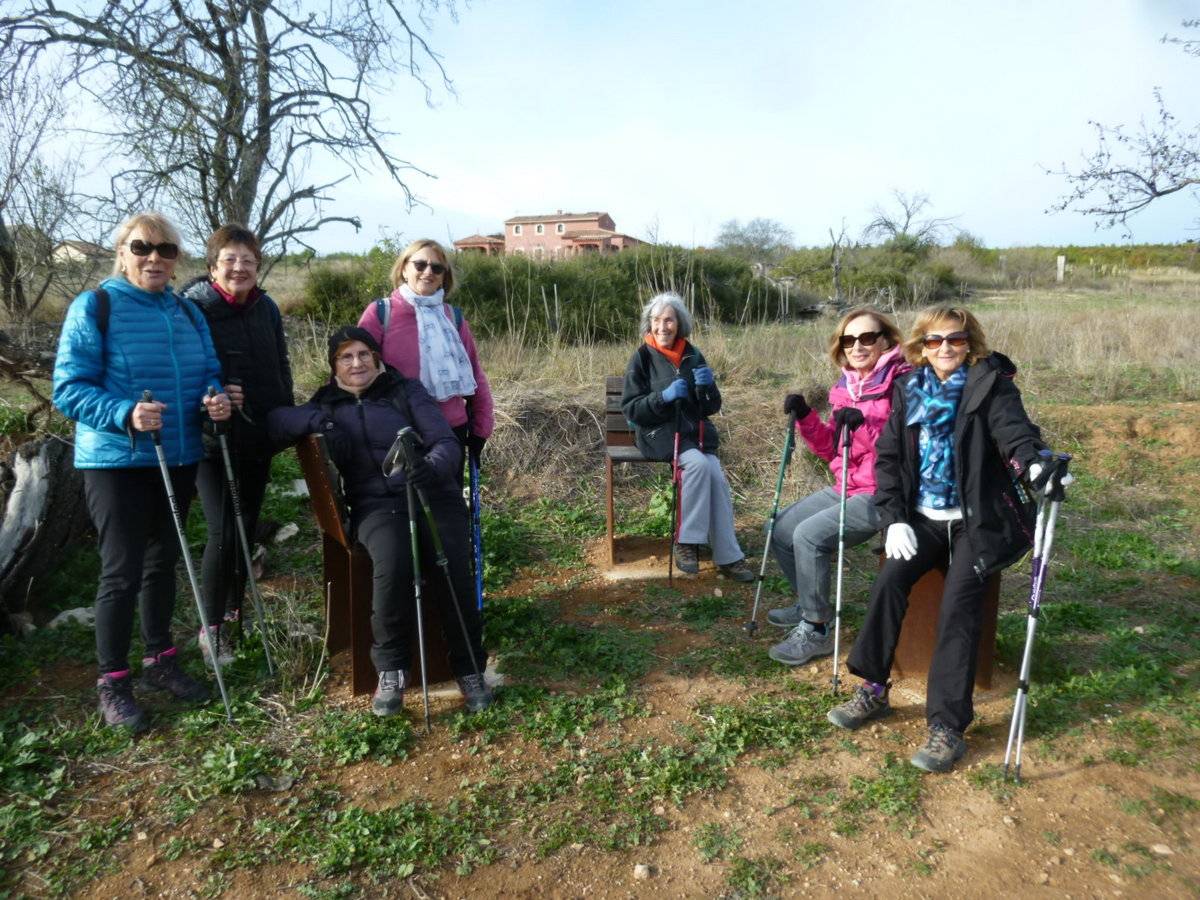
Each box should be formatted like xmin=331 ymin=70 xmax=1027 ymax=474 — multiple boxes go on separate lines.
xmin=128 ymin=239 xmax=180 ymax=259
xmin=410 ymin=259 xmax=446 ymax=275
xmin=839 ymin=330 xmax=882 ymax=349
xmin=923 ymin=331 xmax=970 ymax=349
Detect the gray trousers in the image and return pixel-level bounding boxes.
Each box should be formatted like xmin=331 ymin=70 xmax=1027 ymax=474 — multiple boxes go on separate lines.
xmin=768 ymin=486 xmax=880 ymax=623
xmin=677 ymin=448 xmax=744 ymax=565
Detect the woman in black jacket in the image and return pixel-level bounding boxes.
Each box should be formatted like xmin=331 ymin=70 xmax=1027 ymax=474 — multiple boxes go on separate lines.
xmin=268 ymin=327 xmax=491 ymax=715
xmin=182 ymin=225 xmax=293 ymax=667
xmin=620 ymin=292 xmax=752 ymax=581
xmin=827 ymin=305 xmax=1060 ymax=773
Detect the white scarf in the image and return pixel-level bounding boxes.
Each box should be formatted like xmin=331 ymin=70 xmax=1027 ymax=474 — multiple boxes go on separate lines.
xmin=397 ymin=285 xmax=477 ymax=402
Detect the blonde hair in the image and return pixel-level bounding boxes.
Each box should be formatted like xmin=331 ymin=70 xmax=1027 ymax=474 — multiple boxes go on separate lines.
xmin=111 ymin=211 xmax=183 ymax=277
xmin=902 ymin=305 xmax=990 ymax=367
xmin=826 ymin=306 xmax=902 ymax=367
xmin=389 ymin=239 xmax=455 ymax=296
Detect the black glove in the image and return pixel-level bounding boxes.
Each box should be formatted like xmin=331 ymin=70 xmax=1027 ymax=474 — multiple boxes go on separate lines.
xmin=832 ymin=407 xmax=865 ymax=434
xmin=405 ymin=454 xmax=437 ymax=488
xmin=466 ymin=433 xmax=486 ymax=461
xmin=783 ymin=393 xmax=810 ymax=418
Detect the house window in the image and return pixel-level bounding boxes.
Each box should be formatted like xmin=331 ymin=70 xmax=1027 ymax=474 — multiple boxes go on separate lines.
xmin=513 ymin=224 xmax=522 ymax=235
xmin=535 ymin=224 xmax=544 ymax=235
xmin=556 ymin=223 xmax=565 ymax=234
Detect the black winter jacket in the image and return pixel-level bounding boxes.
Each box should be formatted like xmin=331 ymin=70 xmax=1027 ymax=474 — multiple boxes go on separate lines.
xmin=621 ymin=341 xmax=721 ymax=460
xmin=874 ymin=352 xmax=1046 ymax=579
xmin=266 ymin=368 xmax=460 ymax=517
xmin=181 ymin=277 xmax=294 ymax=460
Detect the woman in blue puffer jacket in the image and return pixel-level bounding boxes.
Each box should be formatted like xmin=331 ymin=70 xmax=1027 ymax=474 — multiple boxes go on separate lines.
xmin=52 ymin=211 xmax=231 ymax=733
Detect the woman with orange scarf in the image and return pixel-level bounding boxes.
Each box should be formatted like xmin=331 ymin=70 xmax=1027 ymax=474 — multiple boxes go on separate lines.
xmin=620 ymin=292 xmax=753 ymax=581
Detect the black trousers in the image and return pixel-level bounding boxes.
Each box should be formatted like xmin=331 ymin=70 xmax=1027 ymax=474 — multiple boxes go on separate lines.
xmin=354 ymin=485 xmax=485 ymax=677
xmin=846 ymin=517 xmax=987 ymax=733
xmin=84 ymin=465 xmax=197 ymax=675
xmin=195 ymin=452 xmax=271 ymax=624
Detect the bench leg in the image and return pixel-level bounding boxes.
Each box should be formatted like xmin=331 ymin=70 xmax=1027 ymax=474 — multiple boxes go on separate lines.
xmin=606 ymin=455 xmax=615 ymax=566
xmin=350 ymin=547 xmax=375 ymax=696
xmin=324 ymin=535 xmax=351 ymax=654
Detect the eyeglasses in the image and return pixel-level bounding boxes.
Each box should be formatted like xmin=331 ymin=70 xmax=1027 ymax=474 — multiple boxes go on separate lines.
xmin=410 ymin=259 xmax=446 ymax=275
xmin=217 ymin=255 xmax=259 ymax=269
xmin=922 ymin=331 xmax=970 ymax=350
xmin=839 ymin=330 xmax=882 ymax=350
xmin=336 ymin=350 xmax=375 ymax=366
xmin=128 ymin=239 xmax=180 ymax=259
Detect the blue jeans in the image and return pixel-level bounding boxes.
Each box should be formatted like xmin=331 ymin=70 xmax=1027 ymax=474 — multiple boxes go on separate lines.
xmin=768 ymin=486 xmax=880 ymax=622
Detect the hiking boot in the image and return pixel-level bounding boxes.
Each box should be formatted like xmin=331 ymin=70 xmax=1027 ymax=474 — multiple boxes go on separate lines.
xmin=139 ymin=649 xmax=210 ymax=702
xmin=673 ymin=543 xmax=699 ymax=574
xmin=96 ymin=673 xmax=148 ymax=733
xmin=372 ymin=669 xmax=408 ymax=717
xmin=456 ymin=673 xmax=494 ymax=713
xmin=717 ymin=558 xmax=755 ymax=583
xmin=768 ymin=621 xmax=834 ymax=666
xmin=198 ymin=624 xmax=236 ymax=669
xmin=767 ymin=604 xmax=805 ymax=628
xmin=827 ymin=682 xmax=892 ymax=730
xmin=910 ymin=724 xmax=967 ymax=773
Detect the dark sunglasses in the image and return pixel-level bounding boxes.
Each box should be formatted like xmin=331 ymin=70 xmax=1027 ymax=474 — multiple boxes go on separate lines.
xmin=128 ymin=239 xmax=180 ymax=259
xmin=839 ymin=330 xmax=882 ymax=350
xmin=410 ymin=259 xmax=446 ymax=275
xmin=922 ymin=331 xmax=970 ymax=350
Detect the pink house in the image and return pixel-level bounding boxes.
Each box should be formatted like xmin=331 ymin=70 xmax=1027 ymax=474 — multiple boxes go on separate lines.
xmin=454 ymin=211 xmax=642 ymax=259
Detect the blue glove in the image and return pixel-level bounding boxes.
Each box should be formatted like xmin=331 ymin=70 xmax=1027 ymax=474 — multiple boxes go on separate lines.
xmin=694 ymin=366 xmax=714 ymax=386
xmin=661 ymin=378 xmax=688 ymax=403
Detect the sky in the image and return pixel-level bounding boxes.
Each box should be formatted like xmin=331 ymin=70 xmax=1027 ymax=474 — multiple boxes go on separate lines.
xmin=308 ymin=0 xmax=1200 ymax=254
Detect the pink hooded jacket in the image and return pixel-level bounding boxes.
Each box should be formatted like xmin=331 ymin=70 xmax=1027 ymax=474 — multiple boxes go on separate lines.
xmin=796 ymin=344 xmax=910 ymax=496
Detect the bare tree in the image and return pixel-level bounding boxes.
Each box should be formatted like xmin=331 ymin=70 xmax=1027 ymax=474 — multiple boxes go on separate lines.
xmin=0 ymin=0 xmax=457 ymax=256
xmin=715 ymin=217 xmax=794 ymax=264
xmin=1052 ymin=20 xmax=1200 ymax=231
xmin=863 ymin=190 xmax=954 ymax=246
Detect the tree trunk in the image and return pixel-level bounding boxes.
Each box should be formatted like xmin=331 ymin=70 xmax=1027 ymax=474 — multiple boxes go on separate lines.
xmin=0 ymin=214 xmax=28 ymax=317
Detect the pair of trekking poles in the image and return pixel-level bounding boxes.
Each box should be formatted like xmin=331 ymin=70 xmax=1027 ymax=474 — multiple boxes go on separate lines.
xmin=145 ymin=388 xmax=276 ymax=723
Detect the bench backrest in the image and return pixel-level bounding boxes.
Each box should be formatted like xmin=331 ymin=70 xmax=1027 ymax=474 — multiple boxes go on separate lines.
xmin=295 ymin=434 xmax=352 ymax=548
xmin=605 ymin=375 xmax=634 ymax=448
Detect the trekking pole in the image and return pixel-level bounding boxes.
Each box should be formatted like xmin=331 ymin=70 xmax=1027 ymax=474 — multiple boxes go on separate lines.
xmin=744 ymin=413 xmax=797 ymax=634
xmin=207 ymin=387 xmax=275 ymax=677
xmin=389 ymin=429 xmax=486 ymax=684
xmin=144 ymin=389 xmax=233 ymax=722
xmin=469 ymin=449 xmax=485 ymax=612
xmin=830 ymin=411 xmax=864 ymax=694
xmin=668 ymin=400 xmax=682 ymax=587
xmin=1004 ymin=450 xmax=1071 ymax=782
xmin=404 ymin=477 xmax=433 ymax=734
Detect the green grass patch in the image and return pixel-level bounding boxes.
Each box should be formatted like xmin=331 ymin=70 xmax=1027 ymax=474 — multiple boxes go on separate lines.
xmin=694 ymin=822 xmax=743 ymax=862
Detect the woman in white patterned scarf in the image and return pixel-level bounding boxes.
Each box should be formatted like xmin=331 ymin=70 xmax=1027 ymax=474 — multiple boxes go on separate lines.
xmin=358 ymin=239 xmax=494 ymax=470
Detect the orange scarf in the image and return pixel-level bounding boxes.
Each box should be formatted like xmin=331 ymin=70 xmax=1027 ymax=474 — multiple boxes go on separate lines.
xmin=644 ymin=333 xmax=685 ymax=369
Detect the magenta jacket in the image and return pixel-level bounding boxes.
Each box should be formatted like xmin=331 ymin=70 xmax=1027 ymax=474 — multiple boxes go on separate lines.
xmin=358 ymin=296 xmax=495 ymax=438
xmin=796 ymin=345 xmax=911 ymax=496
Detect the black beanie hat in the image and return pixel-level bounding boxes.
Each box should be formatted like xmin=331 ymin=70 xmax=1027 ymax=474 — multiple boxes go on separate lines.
xmin=327 ymin=326 xmax=382 ymax=373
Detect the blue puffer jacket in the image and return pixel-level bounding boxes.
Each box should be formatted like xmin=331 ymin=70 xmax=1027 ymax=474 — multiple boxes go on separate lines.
xmin=52 ymin=277 xmax=223 ymax=469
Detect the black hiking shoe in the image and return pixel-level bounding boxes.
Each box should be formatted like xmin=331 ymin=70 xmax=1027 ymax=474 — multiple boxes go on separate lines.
xmin=910 ymin=724 xmax=967 ymax=773
xmin=139 ymin=649 xmax=210 ymax=702
xmin=718 ymin=558 xmax=755 ymax=583
xmin=673 ymin=543 xmax=699 ymax=574
xmin=456 ymin=673 xmax=494 ymax=713
xmin=96 ymin=674 xmax=148 ymax=733
xmin=372 ymin=669 xmax=408 ymax=717
xmin=827 ymin=682 xmax=892 ymax=730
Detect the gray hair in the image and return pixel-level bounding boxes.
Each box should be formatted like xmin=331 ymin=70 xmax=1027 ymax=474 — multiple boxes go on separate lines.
xmin=638 ymin=291 xmax=693 ymax=338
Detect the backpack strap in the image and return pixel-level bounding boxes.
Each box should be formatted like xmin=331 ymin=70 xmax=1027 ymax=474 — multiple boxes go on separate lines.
xmin=375 ymin=297 xmax=391 ymax=332
xmin=94 ymin=287 xmax=110 ymax=336
xmin=452 ymin=304 xmax=463 ymax=332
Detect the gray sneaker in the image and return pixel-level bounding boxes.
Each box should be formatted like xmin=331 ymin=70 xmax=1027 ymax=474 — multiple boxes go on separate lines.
xmin=372 ymin=669 xmax=408 ymax=717
xmin=198 ymin=624 xmax=236 ymax=669
xmin=910 ymin=724 xmax=967 ymax=773
xmin=717 ymin=558 xmax=756 ymax=583
xmin=96 ymin=674 xmax=149 ymax=733
xmin=673 ymin=543 xmax=699 ymax=574
xmin=827 ymin=683 xmax=892 ymax=730
xmin=768 ymin=621 xmax=834 ymax=666
xmin=456 ymin=673 xmax=495 ymax=713
xmin=766 ymin=604 xmax=804 ymax=628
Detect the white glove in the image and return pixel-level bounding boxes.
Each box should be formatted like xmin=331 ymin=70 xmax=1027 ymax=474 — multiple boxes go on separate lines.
xmin=1028 ymin=463 xmax=1075 ymax=494
xmin=885 ymin=523 xmax=918 ymax=561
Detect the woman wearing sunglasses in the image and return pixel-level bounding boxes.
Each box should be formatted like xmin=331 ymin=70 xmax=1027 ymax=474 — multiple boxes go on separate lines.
xmin=827 ymin=305 xmax=1052 ymax=774
xmin=53 ymin=211 xmax=231 ymax=731
xmin=766 ymin=307 xmax=909 ymax=667
xmin=180 ymin=225 xmax=294 ymax=668
xmin=358 ymin=239 xmax=493 ymax=469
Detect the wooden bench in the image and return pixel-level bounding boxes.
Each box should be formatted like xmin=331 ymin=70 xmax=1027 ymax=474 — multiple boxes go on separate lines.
xmin=294 ymin=434 xmax=452 ymax=696
xmin=604 ymin=375 xmax=672 ymax=566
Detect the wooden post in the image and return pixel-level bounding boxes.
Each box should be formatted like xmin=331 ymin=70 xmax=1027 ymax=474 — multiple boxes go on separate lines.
xmin=1056 ymin=255 xmax=1066 ymax=283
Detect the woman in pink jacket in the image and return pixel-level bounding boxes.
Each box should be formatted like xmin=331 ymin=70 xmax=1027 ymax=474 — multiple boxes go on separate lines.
xmin=358 ymin=239 xmax=494 ymax=467
xmin=767 ymin=307 xmax=910 ymax=667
